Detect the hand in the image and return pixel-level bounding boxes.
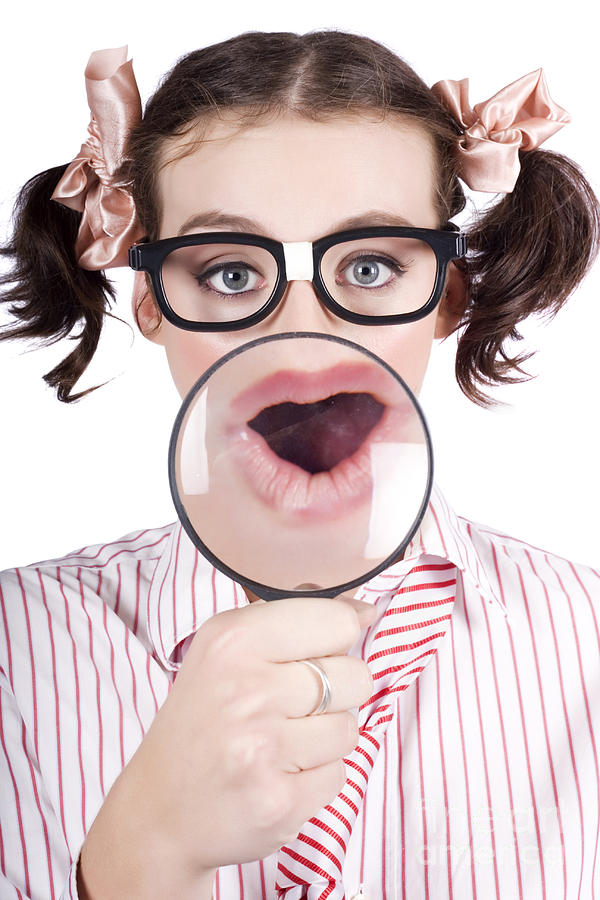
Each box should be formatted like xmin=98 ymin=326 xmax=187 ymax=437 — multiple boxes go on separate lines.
xmin=84 ymin=593 xmax=375 ymax=894
xmin=77 ymin=594 xmax=375 ymax=897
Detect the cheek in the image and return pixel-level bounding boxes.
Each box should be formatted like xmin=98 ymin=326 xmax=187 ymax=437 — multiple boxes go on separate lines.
xmin=363 ymin=314 xmax=438 ymax=395
xmin=159 ymin=314 xmax=439 ymax=399
xmin=161 ymin=328 xmax=246 ymax=398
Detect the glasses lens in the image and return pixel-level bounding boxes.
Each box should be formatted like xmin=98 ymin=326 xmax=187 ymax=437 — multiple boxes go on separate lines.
xmin=320 ymin=237 xmax=438 ymax=317
xmin=161 ymin=243 xmax=278 ymax=323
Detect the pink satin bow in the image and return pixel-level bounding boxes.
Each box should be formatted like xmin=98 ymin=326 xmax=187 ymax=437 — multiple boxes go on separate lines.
xmin=51 ymin=46 xmax=145 ymax=269
xmin=431 ymin=68 xmax=571 ymax=193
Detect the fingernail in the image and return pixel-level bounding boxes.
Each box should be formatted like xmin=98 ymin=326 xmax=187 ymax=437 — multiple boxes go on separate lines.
xmin=358 ymin=605 xmax=378 ymax=626
xmin=336 ymin=593 xmax=378 ymax=626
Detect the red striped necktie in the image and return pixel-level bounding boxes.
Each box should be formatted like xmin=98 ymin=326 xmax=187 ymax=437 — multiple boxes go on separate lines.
xmin=275 ymin=558 xmax=459 ymax=900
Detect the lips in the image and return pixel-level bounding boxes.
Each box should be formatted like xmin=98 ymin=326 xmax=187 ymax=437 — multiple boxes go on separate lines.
xmin=225 ymin=363 xmax=411 ymax=519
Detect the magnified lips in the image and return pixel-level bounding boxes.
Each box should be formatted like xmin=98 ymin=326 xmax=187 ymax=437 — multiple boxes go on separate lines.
xmin=226 ymin=362 xmax=409 ymax=518
xmin=247 ymin=392 xmax=386 ymax=474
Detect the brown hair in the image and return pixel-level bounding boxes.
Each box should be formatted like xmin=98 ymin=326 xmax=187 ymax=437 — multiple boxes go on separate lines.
xmin=1 ymin=30 xmax=599 ymax=404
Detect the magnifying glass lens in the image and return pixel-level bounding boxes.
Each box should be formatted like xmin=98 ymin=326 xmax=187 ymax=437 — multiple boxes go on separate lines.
xmin=169 ymin=333 xmax=432 ymax=599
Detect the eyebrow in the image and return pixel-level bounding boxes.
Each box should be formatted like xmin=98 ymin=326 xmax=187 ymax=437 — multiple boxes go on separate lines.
xmin=176 ymin=209 xmax=413 ymax=237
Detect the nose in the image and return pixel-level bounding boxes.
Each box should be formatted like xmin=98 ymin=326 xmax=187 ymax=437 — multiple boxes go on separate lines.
xmin=262 ymin=239 xmax=340 ymax=334
xmin=265 ymin=276 xmax=341 ymax=334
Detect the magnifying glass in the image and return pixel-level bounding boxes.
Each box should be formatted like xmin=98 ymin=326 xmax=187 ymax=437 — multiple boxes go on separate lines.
xmin=169 ymin=332 xmax=433 ymax=601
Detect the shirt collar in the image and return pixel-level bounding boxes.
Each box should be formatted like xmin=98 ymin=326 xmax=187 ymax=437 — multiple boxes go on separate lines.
xmin=147 ymin=482 xmax=507 ymax=672
xmin=406 ymin=483 xmax=506 ymax=616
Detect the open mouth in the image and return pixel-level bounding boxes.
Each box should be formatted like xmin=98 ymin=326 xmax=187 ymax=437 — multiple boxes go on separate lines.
xmin=224 ymin=363 xmax=405 ymax=519
xmin=246 ymin=391 xmax=386 ymax=474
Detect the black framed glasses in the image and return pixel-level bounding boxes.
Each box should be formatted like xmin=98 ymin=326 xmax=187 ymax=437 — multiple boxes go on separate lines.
xmin=128 ymin=224 xmax=467 ymax=331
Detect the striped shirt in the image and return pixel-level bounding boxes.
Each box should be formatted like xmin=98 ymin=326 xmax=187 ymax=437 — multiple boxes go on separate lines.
xmin=0 ymin=483 xmax=598 ymax=899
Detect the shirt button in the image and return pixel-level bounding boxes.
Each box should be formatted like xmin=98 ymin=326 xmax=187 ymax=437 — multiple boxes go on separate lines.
xmin=350 ymin=889 xmax=368 ymax=899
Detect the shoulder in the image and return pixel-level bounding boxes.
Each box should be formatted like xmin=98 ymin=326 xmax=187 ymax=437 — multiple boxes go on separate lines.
xmin=0 ymin=523 xmax=176 ymax=677
xmin=458 ymin=513 xmax=600 ymax=605
xmin=0 ymin=522 xmax=175 ymax=592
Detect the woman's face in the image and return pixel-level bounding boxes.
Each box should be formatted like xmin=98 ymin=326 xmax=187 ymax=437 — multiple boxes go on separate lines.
xmin=140 ymin=112 xmax=465 ymax=397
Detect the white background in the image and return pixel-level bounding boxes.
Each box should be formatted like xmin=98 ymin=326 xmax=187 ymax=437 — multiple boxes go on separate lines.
xmin=0 ymin=1 xmax=598 ymax=571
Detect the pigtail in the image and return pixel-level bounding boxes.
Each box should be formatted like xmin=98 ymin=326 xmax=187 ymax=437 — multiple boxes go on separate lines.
xmin=0 ymin=164 xmax=116 ymax=402
xmin=457 ymin=149 xmax=600 ymax=406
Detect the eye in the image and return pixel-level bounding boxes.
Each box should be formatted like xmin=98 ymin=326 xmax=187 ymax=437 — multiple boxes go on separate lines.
xmin=196 ymin=262 xmax=266 ymax=295
xmin=337 ymin=254 xmax=403 ymax=289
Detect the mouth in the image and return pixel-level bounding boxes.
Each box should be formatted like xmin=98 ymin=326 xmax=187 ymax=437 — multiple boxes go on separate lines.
xmin=222 ymin=363 xmax=407 ymax=519
xmin=246 ymin=391 xmax=386 ymax=474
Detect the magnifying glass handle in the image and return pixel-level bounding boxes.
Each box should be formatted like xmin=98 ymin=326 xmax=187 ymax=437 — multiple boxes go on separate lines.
xmin=247 ymin=582 xmax=339 ymax=602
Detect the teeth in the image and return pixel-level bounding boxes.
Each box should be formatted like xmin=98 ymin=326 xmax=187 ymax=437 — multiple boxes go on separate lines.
xmin=247 ymin=392 xmax=385 ymax=474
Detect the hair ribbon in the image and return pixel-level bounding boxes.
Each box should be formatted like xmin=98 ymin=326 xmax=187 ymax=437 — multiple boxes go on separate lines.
xmin=51 ymin=46 xmax=144 ymax=269
xmin=431 ymin=68 xmax=571 ymax=193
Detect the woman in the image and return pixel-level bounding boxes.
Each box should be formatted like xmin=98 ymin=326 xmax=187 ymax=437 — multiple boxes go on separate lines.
xmin=1 ymin=30 xmax=599 ymax=900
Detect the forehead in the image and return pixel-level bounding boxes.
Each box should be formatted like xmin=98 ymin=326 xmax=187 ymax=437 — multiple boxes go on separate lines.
xmin=157 ymin=112 xmax=439 ymax=240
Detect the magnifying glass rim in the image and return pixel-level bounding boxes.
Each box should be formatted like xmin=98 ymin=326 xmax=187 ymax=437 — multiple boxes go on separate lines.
xmin=168 ymin=331 xmax=434 ymax=601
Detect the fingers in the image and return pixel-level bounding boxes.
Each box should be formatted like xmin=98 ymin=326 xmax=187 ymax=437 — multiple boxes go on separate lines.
xmin=280 ymin=711 xmax=359 ymax=772
xmin=214 ymin=595 xmax=373 ymax=663
xmin=270 ymin=656 xmax=373 ymax=718
xmin=282 ymin=761 xmax=349 ymax=837
xmin=336 ymin=593 xmax=378 ymax=628
xmin=251 ymin=592 xmax=377 ymax=630
xmin=202 ymin=593 xmax=377 ymax=671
